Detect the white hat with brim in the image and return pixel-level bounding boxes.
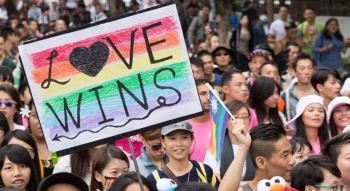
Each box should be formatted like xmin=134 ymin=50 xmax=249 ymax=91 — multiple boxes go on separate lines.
xmin=287 ymin=95 xmax=326 ymax=130
xmin=327 ymin=96 xmax=350 ymax=123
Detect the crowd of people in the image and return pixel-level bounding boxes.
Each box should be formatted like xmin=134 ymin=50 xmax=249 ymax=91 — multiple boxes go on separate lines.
xmin=0 ymin=0 xmax=350 ymax=190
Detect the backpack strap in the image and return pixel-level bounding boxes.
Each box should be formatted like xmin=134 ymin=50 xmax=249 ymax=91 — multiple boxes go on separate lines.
xmin=152 ymin=170 xmax=161 ymax=182
xmin=193 ymin=161 xmax=208 ymax=183
xmin=161 ymin=165 xmax=182 ymax=186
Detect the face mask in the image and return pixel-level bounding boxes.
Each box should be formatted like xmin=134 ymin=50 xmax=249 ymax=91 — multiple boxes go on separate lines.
xmin=259 ymin=15 xmax=268 ymax=22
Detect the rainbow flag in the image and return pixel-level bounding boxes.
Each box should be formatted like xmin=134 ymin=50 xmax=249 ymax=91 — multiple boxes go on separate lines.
xmin=206 ymin=85 xmax=231 ymax=162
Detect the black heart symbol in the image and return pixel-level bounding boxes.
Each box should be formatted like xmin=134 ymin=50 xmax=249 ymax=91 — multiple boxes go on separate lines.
xmin=69 ymin=41 xmax=110 ymax=77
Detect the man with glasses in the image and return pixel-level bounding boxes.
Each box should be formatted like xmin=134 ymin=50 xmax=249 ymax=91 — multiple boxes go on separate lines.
xmin=291 ymin=155 xmax=344 ymax=191
xmin=136 ymin=128 xmax=168 ymax=178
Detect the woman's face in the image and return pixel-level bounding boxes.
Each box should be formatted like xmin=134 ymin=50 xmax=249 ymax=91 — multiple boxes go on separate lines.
xmin=301 ymin=103 xmax=325 ymax=129
xmin=95 ymin=158 xmax=129 ymax=189
xmin=29 ymin=106 xmax=43 ymax=140
xmin=292 ymin=145 xmax=311 ymax=166
xmin=326 ymin=20 xmax=338 ymax=34
xmin=1 ymin=156 xmax=31 ymax=190
xmin=0 ymin=91 xmax=17 ymax=125
xmin=264 ymin=86 xmax=279 ymax=109
xmin=230 ymin=107 xmax=250 ymax=129
xmin=7 ymin=138 xmax=35 ymax=159
xmin=240 ymin=15 xmax=249 ymax=26
xmin=161 ymin=131 xmax=192 ymax=161
xmin=332 ymin=105 xmax=350 ymax=131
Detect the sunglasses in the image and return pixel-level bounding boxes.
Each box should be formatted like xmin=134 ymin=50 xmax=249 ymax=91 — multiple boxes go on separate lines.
xmin=0 ymin=100 xmax=16 ymax=108
xmin=215 ymin=52 xmax=229 ymax=57
xmin=146 ymin=140 xmax=162 ymax=151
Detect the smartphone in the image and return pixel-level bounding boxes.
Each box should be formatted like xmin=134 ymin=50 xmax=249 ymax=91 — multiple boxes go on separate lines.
xmin=209 ymin=20 xmax=217 ymax=33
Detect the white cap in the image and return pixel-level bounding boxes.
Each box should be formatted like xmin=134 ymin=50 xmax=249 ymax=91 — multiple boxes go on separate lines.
xmin=327 ymin=96 xmax=350 ymax=123
xmin=287 ymin=95 xmax=325 ymax=130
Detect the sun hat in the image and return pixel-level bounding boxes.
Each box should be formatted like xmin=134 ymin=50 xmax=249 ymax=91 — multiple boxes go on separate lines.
xmin=161 ymin=121 xmax=193 ymax=136
xmin=287 ymin=95 xmax=325 ymax=130
xmin=327 ymin=96 xmax=350 ymax=123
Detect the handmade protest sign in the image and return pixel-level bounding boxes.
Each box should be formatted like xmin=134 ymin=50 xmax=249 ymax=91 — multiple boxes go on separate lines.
xmin=19 ymin=3 xmax=202 ymax=154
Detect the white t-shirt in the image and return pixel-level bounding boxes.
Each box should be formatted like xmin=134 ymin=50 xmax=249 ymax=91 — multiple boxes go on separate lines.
xmin=214 ymin=144 xmax=247 ymax=177
xmin=269 ymin=19 xmax=287 ymax=41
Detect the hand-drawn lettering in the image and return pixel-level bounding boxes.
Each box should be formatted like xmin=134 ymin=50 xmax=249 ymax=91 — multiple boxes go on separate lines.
xmin=46 ymin=93 xmax=82 ymax=133
xmin=41 ymin=50 xmax=70 ymax=89
xmin=69 ymin=41 xmax=109 ymax=77
xmin=116 ymin=74 xmax=148 ymax=117
xmin=89 ymin=86 xmax=114 ymax=125
xmin=154 ymin=68 xmax=181 ymax=105
xmin=104 ymin=29 xmax=137 ymax=70
xmin=142 ymin=22 xmax=173 ymax=64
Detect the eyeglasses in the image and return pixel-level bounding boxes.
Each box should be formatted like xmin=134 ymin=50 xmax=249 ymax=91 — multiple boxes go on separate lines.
xmin=145 ymin=140 xmax=162 ymax=151
xmin=0 ymin=100 xmax=16 ymax=108
xmin=215 ymin=52 xmax=229 ymax=57
xmin=233 ymin=115 xmax=250 ymax=121
xmin=314 ymin=184 xmax=345 ymax=191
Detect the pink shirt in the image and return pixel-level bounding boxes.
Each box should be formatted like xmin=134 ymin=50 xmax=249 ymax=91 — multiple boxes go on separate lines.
xmin=189 ymin=118 xmax=213 ymax=162
xmin=311 ymin=138 xmax=321 ymax=155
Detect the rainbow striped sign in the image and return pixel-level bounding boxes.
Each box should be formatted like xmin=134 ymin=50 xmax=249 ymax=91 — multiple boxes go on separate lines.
xmin=19 ymin=3 xmax=202 ymax=154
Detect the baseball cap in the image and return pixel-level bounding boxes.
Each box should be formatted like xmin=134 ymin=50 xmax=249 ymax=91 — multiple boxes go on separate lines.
xmin=287 ymin=95 xmax=325 ymax=130
xmin=36 ymin=172 xmax=89 ymax=191
xmin=327 ymin=96 xmax=350 ymax=123
xmin=161 ymin=121 xmax=193 ymax=136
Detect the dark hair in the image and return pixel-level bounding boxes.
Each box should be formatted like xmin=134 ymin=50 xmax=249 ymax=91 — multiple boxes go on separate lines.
xmin=292 ymin=53 xmax=316 ymax=71
xmin=294 ymin=114 xmax=329 ymax=153
xmin=91 ymin=145 xmax=129 ymax=191
xmin=108 ymin=171 xmax=152 ymax=191
xmin=0 ymin=66 xmax=14 ymax=85
xmin=290 ymin=137 xmax=312 ymax=155
xmin=195 ymin=79 xmax=209 ymax=87
xmin=328 ymin=105 xmax=349 ymax=137
xmin=141 ymin=128 xmax=162 ymax=141
xmin=0 ymin=85 xmax=22 ymax=124
xmin=190 ymin=57 xmax=204 ymax=69
xmin=250 ymin=77 xmax=283 ymax=126
xmin=1 ymin=130 xmax=42 ymax=180
xmin=0 ymin=112 xmax=10 ymax=142
xmin=221 ymin=68 xmax=242 ymax=87
xmin=18 ymin=76 xmax=29 ymax=102
xmin=175 ymin=182 xmax=216 ymax=191
xmin=304 ymin=6 xmax=315 ymax=12
xmin=197 ymin=50 xmax=212 ymax=59
xmin=0 ymin=144 xmax=40 ymax=191
xmin=70 ymin=149 xmax=91 ymax=179
xmin=259 ymin=60 xmax=281 ymax=77
xmin=226 ymin=100 xmax=250 ymax=117
xmin=323 ymin=18 xmax=343 ymax=41
xmin=249 ymin=123 xmax=286 ymax=168
xmin=279 ymin=4 xmax=289 ymax=11
xmin=311 ymin=67 xmax=341 ymax=94
xmin=291 ymin=155 xmax=341 ymax=191
xmin=323 ymin=131 xmax=350 ymax=164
